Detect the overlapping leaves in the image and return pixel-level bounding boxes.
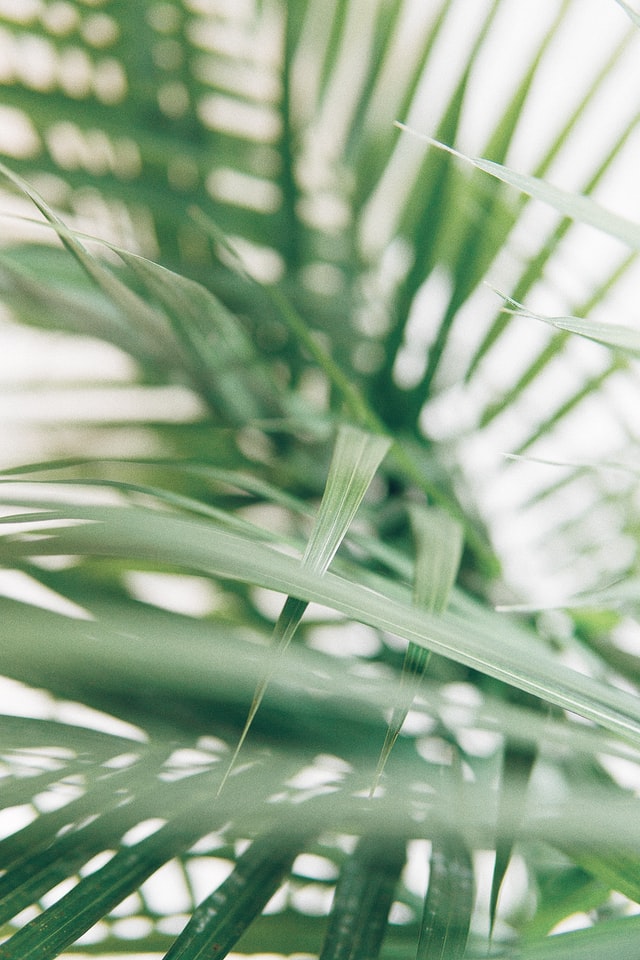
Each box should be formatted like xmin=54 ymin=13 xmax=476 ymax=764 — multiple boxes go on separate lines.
xmin=2 ymin=1 xmax=640 ymax=959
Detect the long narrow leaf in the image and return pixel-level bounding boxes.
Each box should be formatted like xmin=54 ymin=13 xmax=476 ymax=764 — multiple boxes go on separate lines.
xmin=319 ymin=834 xmax=405 ymax=960
xmin=0 ymin=808 xmax=213 ymax=960
xmin=0 ymin=161 xmax=171 ymax=349
xmin=396 ymin=128 xmax=640 ymax=250
xmin=489 ymin=742 xmax=538 ymax=942
xmin=466 ymin=28 xmax=636 ymax=381
xmin=494 ymin=290 xmax=640 ymax=357
xmin=217 ymin=424 xmax=391 ymax=793
xmin=416 ymin=832 xmax=474 ymax=960
xmin=372 ymin=506 xmax=463 ymax=790
xmin=613 ymin=0 xmax=640 ymax=28
xmin=164 ymin=832 xmax=304 ymax=960
xmin=2 ymin=501 xmax=640 ymax=746
xmin=114 ymin=248 xmax=278 ymax=422
xmin=0 ymin=756 xmax=294 ymax=960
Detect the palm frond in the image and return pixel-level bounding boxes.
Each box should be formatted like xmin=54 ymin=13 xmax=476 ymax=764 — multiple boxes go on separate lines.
xmin=2 ymin=1 xmax=640 ymax=957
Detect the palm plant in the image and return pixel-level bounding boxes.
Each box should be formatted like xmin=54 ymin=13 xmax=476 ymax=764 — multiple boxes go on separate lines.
xmin=1 ymin=0 xmax=640 ymax=957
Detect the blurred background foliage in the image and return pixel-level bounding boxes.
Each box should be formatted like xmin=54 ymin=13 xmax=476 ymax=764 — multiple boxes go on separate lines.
xmin=1 ymin=0 xmax=640 ymax=957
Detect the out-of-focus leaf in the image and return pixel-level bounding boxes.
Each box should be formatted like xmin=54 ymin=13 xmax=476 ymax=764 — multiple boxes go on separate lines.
xmin=514 ymin=914 xmax=640 ymax=960
xmin=489 ymin=743 xmax=538 ymax=941
xmin=568 ymin=848 xmax=640 ymax=905
xmin=3 ymin=499 xmax=640 ymax=748
xmin=373 ymin=506 xmax=463 ymax=789
xmin=398 ymin=130 xmax=640 ymax=250
xmin=493 ymin=290 xmax=640 ymax=357
xmin=416 ymin=832 xmax=474 ymax=960
xmin=523 ymin=865 xmax=608 ymax=941
xmin=114 ymin=247 xmax=282 ymax=421
xmin=164 ymin=832 xmax=304 ymax=960
xmin=465 ymin=28 xmax=636 ymax=382
xmin=0 ymin=161 xmax=171 ymax=348
xmin=613 ymin=0 xmax=640 ymax=28
xmin=319 ymin=834 xmax=405 ymax=960
xmin=0 ymin=806 xmax=211 ymax=960
xmin=218 ymin=424 xmax=391 ymax=792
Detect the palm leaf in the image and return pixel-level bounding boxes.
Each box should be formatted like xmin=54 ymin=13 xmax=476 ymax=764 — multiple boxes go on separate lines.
xmin=2 ymin=1 xmax=640 ymax=957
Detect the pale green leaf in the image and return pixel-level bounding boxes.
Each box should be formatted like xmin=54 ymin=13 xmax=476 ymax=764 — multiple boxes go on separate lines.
xmin=217 ymin=424 xmax=391 ymax=793
xmin=319 ymin=835 xmax=405 ymax=960
xmin=0 ymin=162 xmax=170 ymax=349
xmin=515 ymin=914 xmax=640 ymax=960
xmin=2 ymin=500 xmax=640 ymax=746
xmin=396 ymin=128 xmax=640 ymax=250
xmin=493 ymin=289 xmax=640 ymax=357
xmin=409 ymin=505 xmax=464 ymax=614
xmin=372 ymin=506 xmax=463 ymax=790
xmin=302 ymin=426 xmax=392 ymax=576
xmin=613 ymin=0 xmax=640 ymax=28
xmin=416 ymin=832 xmax=474 ymax=960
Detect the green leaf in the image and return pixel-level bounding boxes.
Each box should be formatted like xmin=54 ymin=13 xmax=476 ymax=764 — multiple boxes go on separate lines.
xmin=409 ymin=506 xmax=464 ymax=614
xmin=465 ymin=29 xmax=637 ymax=383
xmin=372 ymin=506 xmax=463 ymax=789
xmin=163 ymin=832 xmax=304 ymax=960
xmin=0 ymin=161 xmax=170 ymax=351
xmin=613 ymin=0 xmax=640 ymax=28
xmin=489 ymin=742 xmax=538 ymax=942
xmin=563 ymin=848 xmax=640 ymax=912
xmin=397 ymin=129 xmax=640 ymax=250
xmin=301 ymin=426 xmax=392 ymax=576
xmin=416 ymin=832 xmax=474 ymax=960
xmin=190 ymin=209 xmax=378 ymax=429
xmin=319 ymin=835 xmax=405 ymax=960
xmin=0 ymin=754 xmax=297 ymax=960
xmin=493 ymin=290 xmax=640 ymax=357
xmin=523 ymin=865 xmax=608 ymax=942
xmin=217 ymin=424 xmax=391 ymax=793
xmin=3 ymin=499 xmax=640 ymax=748
xmin=0 ymin=806 xmax=212 ymax=960
xmin=477 ymin=248 xmax=636 ymax=425
xmin=515 ymin=914 xmax=640 ymax=960
xmin=113 ymin=247 xmax=280 ymax=422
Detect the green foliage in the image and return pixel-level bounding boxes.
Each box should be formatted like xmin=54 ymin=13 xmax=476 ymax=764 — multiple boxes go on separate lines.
xmin=1 ymin=1 xmax=640 ymax=958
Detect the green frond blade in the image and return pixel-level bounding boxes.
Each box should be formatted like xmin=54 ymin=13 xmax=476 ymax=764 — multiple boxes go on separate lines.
xmin=375 ymin=3 xmax=499 ymax=407
xmin=416 ymin=832 xmax=474 ymax=960
xmin=372 ymin=506 xmax=463 ymax=789
xmin=613 ymin=0 xmax=640 ymax=28
xmin=217 ymin=424 xmax=391 ymax=792
xmin=404 ymin=1 xmax=570 ymax=402
xmin=465 ymin=34 xmax=636 ymax=380
xmin=113 ymin=248 xmax=278 ymax=421
xmin=489 ymin=742 xmax=538 ymax=942
xmin=319 ymin=835 xmax=405 ymax=960
xmin=479 ymin=249 xmax=636 ymax=426
xmin=3 ymin=500 xmax=640 ymax=746
xmin=409 ymin=506 xmax=464 ymax=615
xmin=568 ymin=848 xmax=640 ymax=906
xmin=302 ymin=426 xmax=392 ymax=576
xmin=0 ymin=805 xmax=214 ymax=960
xmin=495 ymin=290 xmax=640 ymax=357
xmin=163 ymin=832 xmax=303 ymax=960
xmin=399 ymin=129 xmax=640 ymax=250
xmin=0 ymin=162 xmax=170 ymax=350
